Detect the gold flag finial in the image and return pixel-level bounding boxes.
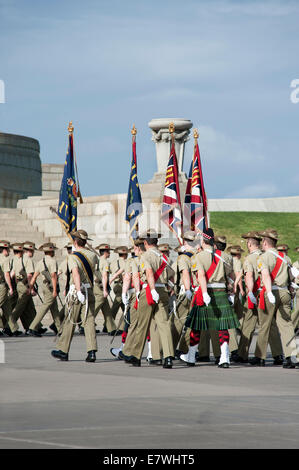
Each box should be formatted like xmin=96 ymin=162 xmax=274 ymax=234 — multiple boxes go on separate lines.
xmin=169 ymin=122 xmax=175 ymax=134
xmin=131 ymin=124 xmax=137 ymax=136
xmin=193 ymin=128 xmax=199 ymax=139
xmin=68 ymin=121 xmax=74 ymax=134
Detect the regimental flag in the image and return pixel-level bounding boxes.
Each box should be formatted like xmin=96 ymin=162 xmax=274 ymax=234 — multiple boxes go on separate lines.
xmin=125 ymin=130 xmax=143 ymax=240
xmin=184 ymin=137 xmax=208 ymax=232
xmin=57 ymin=131 xmax=78 ymax=232
xmin=161 ymin=140 xmax=183 ymax=242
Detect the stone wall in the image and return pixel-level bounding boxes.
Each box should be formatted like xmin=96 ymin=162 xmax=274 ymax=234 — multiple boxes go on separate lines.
xmin=0 ymin=132 xmax=42 ymax=207
xmin=42 ymin=163 xmax=64 ymax=198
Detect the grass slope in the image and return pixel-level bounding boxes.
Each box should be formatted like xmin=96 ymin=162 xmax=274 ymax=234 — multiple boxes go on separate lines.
xmin=210 ymin=212 xmax=299 ymax=262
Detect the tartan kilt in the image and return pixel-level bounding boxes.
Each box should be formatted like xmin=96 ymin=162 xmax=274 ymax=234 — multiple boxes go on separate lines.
xmin=185 ymin=288 xmax=240 ymax=331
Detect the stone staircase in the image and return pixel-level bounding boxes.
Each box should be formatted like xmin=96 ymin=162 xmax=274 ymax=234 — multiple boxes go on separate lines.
xmin=0 ymin=208 xmax=50 ymax=247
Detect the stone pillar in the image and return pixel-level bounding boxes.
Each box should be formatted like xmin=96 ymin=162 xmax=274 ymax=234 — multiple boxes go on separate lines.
xmin=148 ymin=118 xmax=193 ymax=183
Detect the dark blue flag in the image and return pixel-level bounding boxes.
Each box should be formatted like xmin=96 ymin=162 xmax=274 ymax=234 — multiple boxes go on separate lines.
xmin=57 ymin=132 xmax=78 ymax=232
xmin=125 ymin=131 xmax=143 ymax=240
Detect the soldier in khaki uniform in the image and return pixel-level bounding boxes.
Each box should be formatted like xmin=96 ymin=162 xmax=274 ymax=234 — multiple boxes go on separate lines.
xmin=233 ymin=231 xmax=283 ymax=364
xmin=181 ymin=228 xmax=239 ymax=368
xmin=126 ymin=229 xmax=175 ymax=368
xmin=52 ymin=230 xmax=98 ymax=362
xmin=291 ymin=246 xmax=299 ymax=328
xmin=11 ymin=243 xmax=38 ymax=333
xmin=169 ymin=231 xmax=197 ymax=359
xmin=56 ymin=243 xmax=73 ymax=331
xmin=94 ymin=243 xmax=118 ymax=335
xmin=250 ymin=229 xmax=298 ymax=368
xmin=109 ymin=246 xmax=128 ymax=324
xmin=28 ymin=243 xmax=62 ymax=337
xmin=0 ymin=241 xmax=21 ymax=336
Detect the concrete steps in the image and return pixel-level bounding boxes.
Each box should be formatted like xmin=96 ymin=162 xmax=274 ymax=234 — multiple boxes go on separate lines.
xmin=0 ymin=207 xmax=50 ymax=246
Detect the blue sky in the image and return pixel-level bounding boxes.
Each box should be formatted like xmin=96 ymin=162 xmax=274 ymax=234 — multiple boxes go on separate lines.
xmin=0 ymin=0 xmax=298 ymax=198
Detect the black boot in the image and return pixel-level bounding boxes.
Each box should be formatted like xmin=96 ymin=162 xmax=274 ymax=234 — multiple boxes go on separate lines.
xmin=51 ymin=350 xmax=69 ymax=361
xmin=86 ymin=350 xmax=96 ymax=362
xmin=249 ymin=356 xmax=265 ymax=366
xmin=230 ymin=350 xmax=239 ymax=360
xmin=196 ymin=355 xmax=210 ymax=363
xmin=130 ymin=356 xmax=141 ymax=367
xmin=38 ymin=327 xmax=47 ymax=335
xmin=214 ymin=356 xmax=220 ymax=365
xmin=28 ymin=329 xmax=42 ymax=337
xmin=231 ymin=354 xmax=248 ymax=364
xmin=163 ymin=357 xmax=173 ymax=369
xmin=12 ymin=330 xmax=23 ymax=337
xmin=49 ymin=323 xmax=58 ymax=335
xmin=283 ymin=357 xmax=296 ymax=369
xmin=147 ymin=358 xmax=162 ymax=365
xmin=79 ymin=326 xmax=85 ymax=335
xmin=2 ymin=327 xmax=13 ymax=337
xmin=218 ymin=362 xmax=230 ymax=369
xmin=273 ymin=355 xmax=283 ymax=366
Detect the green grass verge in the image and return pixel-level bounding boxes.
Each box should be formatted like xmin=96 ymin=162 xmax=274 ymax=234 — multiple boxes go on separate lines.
xmin=209 ymin=212 xmax=299 ymax=262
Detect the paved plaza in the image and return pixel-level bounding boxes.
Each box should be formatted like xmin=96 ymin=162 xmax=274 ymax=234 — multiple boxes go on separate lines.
xmin=1 ymin=330 xmax=299 ymax=449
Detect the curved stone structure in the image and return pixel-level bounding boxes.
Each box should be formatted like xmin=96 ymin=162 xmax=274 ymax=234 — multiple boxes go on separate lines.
xmin=0 ymin=132 xmax=42 ymax=207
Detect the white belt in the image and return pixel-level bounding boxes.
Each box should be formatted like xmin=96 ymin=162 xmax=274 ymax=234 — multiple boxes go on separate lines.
xmin=207 ymin=283 xmax=226 ymax=288
xmin=272 ymin=285 xmax=288 ymax=291
xmin=81 ymin=283 xmax=91 ymax=289
xmin=142 ymin=283 xmax=166 ymax=289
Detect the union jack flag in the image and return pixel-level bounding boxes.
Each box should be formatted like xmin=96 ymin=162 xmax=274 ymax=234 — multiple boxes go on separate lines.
xmin=184 ymin=139 xmax=208 ymax=232
xmin=161 ymin=141 xmax=183 ymax=242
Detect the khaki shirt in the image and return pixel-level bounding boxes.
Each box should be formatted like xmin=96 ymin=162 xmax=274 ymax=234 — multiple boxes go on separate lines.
xmin=191 ymin=249 xmax=231 ymax=284
xmin=68 ymin=248 xmax=97 ymax=285
xmin=0 ymin=255 xmax=10 ymax=283
xmin=36 ymin=255 xmax=58 ymax=282
xmin=257 ymin=249 xmax=291 ymax=287
xmin=293 ymin=260 xmax=299 ymax=285
xmin=124 ymin=257 xmax=139 ymax=275
xmin=12 ymin=256 xmax=27 ymax=281
xmin=139 ymin=248 xmax=174 ymax=284
xmin=177 ymin=251 xmax=194 ymax=286
xmin=232 ymin=256 xmax=243 ymax=274
xmin=110 ymin=257 xmax=127 ymax=283
xmin=243 ymin=249 xmax=262 ymax=282
xmin=23 ymin=254 xmax=35 ymax=274
xmin=94 ymin=256 xmax=110 ymax=283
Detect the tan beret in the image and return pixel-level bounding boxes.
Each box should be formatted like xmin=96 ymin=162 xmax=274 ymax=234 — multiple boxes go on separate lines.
xmin=114 ymin=246 xmax=129 ymax=254
xmin=227 ymin=245 xmax=244 ymax=255
xmin=277 ymin=244 xmax=289 ymax=252
xmin=215 ymin=235 xmax=227 ymax=244
xmin=158 ymin=243 xmax=171 ymax=252
xmin=39 ymin=243 xmax=58 ymax=252
xmin=23 ymin=241 xmax=36 ymax=250
xmin=183 ymin=230 xmax=196 ymax=242
xmin=258 ymin=229 xmax=278 ymax=241
xmin=12 ymin=243 xmax=24 ymax=251
xmin=96 ymin=243 xmax=111 ymax=250
xmin=241 ymin=231 xmax=262 ymax=241
xmin=70 ymin=229 xmax=93 ymax=241
xmin=0 ymin=240 xmax=11 ymax=249
xmin=139 ymin=229 xmax=162 ymax=239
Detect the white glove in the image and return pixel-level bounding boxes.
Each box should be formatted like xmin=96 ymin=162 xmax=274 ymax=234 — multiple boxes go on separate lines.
xmin=136 ymin=291 xmax=140 ymax=302
xmin=185 ymin=289 xmax=193 ymax=301
xmin=228 ymin=294 xmax=235 ymax=305
xmin=151 ymin=289 xmax=159 ymax=303
xmin=267 ymin=291 xmax=276 ymax=304
xmin=248 ymin=291 xmax=257 ymax=304
xmin=122 ymin=292 xmax=129 ymax=306
xmin=77 ymin=290 xmax=85 ymax=304
xmin=203 ymin=292 xmax=211 ymax=306
xmin=291 ymin=266 xmax=299 ymax=278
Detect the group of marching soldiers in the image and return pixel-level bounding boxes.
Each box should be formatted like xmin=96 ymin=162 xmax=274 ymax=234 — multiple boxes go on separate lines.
xmin=1 ymin=227 xmax=299 ymax=369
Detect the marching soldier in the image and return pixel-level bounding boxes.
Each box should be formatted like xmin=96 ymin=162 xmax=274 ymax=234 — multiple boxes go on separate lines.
xmin=27 ymin=243 xmax=62 ymax=337
xmin=250 ymin=229 xmax=298 ymax=368
xmin=51 ymin=230 xmax=98 ymax=362
xmin=94 ymin=243 xmax=118 ymax=335
xmin=56 ymin=243 xmax=73 ymax=330
xmin=181 ymin=228 xmax=239 ymax=368
xmin=0 ymin=241 xmax=21 ymax=336
xmin=11 ymin=243 xmax=38 ymax=333
xmin=110 ymin=246 xmax=128 ymax=323
xmin=291 ymin=246 xmax=299 ymax=329
xmin=233 ymin=231 xmax=283 ymax=364
xmin=125 ymin=229 xmax=175 ymax=368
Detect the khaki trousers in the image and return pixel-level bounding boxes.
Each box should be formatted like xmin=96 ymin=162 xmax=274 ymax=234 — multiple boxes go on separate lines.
xmin=123 ymin=295 xmax=139 ymax=356
xmin=29 ymin=287 xmax=62 ymax=331
xmin=169 ymin=296 xmax=191 ymax=354
xmin=12 ymin=282 xmax=37 ymax=330
xmin=94 ymin=283 xmax=116 ymax=332
xmin=0 ymin=284 xmax=19 ymax=332
xmin=111 ymin=283 xmax=124 ymax=319
xmin=129 ymin=287 xmax=174 ymax=360
xmin=291 ymin=290 xmax=299 ymax=329
xmin=255 ymin=290 xmax=296 ymax=360
xmin=150 ymin=317 xmax=162 ymax=360
xmin=57 ymin=289 xmax=97 ymax=354
xmin=238 ymin=300 xmax=283 ymax=360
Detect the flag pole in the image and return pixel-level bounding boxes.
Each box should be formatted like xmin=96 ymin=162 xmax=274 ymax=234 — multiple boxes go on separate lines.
xmin=130 ymin=123 xmax=137 ymax=243
xmin=69 ymin=121 xmax=83 ymax=204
